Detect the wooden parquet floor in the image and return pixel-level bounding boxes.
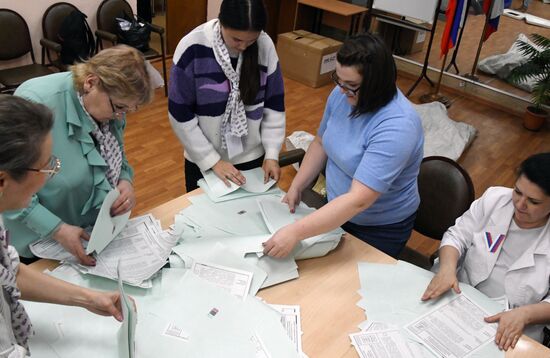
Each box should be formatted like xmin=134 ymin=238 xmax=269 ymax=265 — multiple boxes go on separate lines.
xmin=127 ymin=60 xmax=550 ymax=256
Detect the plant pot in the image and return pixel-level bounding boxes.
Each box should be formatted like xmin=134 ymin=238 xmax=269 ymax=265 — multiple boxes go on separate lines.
xmin=523 ymin=106 xmax=547 ymax=131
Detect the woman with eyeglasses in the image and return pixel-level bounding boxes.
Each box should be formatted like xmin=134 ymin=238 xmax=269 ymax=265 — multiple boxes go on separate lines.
xmin=168 ymin=0 xmax=285 ymax=192
xmin=4 ymin=45 xmax=153 ymax=266
xmin=0 ymin=95 xmax=125 ymax=357
xmin=263 ymin=33 xmax=424 ymax=259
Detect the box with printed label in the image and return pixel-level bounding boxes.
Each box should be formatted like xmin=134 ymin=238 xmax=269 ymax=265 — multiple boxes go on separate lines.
xmin=276 ymin=30 xmax=342 ymax=88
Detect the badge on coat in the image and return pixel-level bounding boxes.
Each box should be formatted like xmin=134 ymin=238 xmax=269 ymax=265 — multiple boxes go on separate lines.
xmin=485 ymin=232 xmax=506 ymax=253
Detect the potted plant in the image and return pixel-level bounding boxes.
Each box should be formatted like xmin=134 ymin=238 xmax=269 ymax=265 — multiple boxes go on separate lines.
xmin=508 ymin=33 xmax=549 ymax=131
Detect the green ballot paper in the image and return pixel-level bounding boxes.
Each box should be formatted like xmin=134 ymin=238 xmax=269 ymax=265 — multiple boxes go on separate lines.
xmin=118 ymin=263 xmax=137 ymax=358
xmin=87 ymin=189 xmax=131 ymax=255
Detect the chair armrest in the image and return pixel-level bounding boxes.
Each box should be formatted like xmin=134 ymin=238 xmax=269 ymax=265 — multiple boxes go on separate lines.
xmin=40 ymin=38 xmax=62 ymax=53
xmin=278 ymin=149 xmax=305 ymax=167
xmin=95 ymin=29 xmax=118 ymax=43
xmin=149 ymin=23 xmax=165 ymax=35
xmin=301 ymin=188 xmax=327 ymax=209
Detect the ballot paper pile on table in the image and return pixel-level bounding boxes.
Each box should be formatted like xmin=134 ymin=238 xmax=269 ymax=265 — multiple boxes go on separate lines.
xmin=24 ymin=265 xmax=304 ymax=357
xmin=171 ymin=191 xmax=343 ymax=290
xmin=72 ymin=214 xmax=178 ymax=287
xmin=29 ymin=189 xmax=179 ymax=288
xmin=351 ymin=260 xmax=505 ymax=358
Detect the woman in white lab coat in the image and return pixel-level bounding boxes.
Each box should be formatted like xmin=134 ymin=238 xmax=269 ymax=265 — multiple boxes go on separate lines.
xmin=422 ymin=152 xmax=550 ymax=351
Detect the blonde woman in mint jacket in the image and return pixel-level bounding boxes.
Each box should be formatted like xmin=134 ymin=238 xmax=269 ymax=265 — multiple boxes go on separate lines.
xmin=4 ymin=46 xmax=152 ymax=265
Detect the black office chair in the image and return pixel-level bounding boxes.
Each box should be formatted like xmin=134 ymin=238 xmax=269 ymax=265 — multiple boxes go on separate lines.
xmin=0 ymin=9 xmax=54 ymax=94
xmin=41 ymin=2 xmax=84 ymax=71
xmin=399 ymin=156 xmax=475 ymax=269
xmin=95 ymin=0 xmax=167 ymax=96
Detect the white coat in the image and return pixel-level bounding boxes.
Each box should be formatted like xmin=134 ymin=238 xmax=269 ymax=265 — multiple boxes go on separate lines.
xmin=440 ymin=186 xmax=550 ymax=341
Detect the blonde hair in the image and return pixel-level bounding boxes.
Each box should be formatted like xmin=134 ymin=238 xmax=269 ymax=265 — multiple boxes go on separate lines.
xmin=71 ymin=45 xmax=153 ymax=105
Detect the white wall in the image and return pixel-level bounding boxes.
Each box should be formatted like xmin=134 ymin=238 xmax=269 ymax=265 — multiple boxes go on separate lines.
xmin=0 ymin=0 xmax=137 ymax=69
xmin=207 ymin=0 xmax=222 ymax=21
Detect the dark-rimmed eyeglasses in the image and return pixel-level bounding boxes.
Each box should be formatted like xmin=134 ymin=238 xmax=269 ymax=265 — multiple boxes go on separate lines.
xmin=331 ymin=71 xmax=360 ymax=97
xmin=22 ymin=155 xmax=61 ymax=180
xmin=109 ymin=96 xmax=138 ymax=118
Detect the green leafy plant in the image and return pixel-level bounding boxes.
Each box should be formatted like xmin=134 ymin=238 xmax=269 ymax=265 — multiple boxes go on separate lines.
xmin=508 ymin=33 xmax=550 ymax=112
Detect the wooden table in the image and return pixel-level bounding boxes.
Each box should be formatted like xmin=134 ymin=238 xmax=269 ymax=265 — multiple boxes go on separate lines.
xmin=294 ymin=0 xmax=367 ymax=37
xmin=33 ymin=192 xmax=550 ymax=357
xmin=147 ymin=193 xmax=550 ymax=358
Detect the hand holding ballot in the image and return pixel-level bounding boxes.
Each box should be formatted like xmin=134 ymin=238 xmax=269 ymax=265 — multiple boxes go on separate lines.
xmin=42 ymin=189 xmax=132 ymax=266
xmin=212 ymin=159 xmax=246 ymax=187
xmin=53 ymin=223 xmax=94 ymax=266
xmin=200 ymin=167 xmax=278 ymax=202
xmin=262 ymin=159 xmax=281 ymax=183
xmin=262 ymin=225 xmax=301 ymax=258
xmin=110 ymin=180 xmax=136 ymax=216
xmin=281 ymin=186 xmax=302 ymax=214
xmin=86 ymin=189 xmax=131 ymax=256
xmin=82 ymin=289 xmax=125 ymax=322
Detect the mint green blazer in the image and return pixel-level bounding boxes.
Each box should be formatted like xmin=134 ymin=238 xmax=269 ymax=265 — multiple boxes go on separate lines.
xmin=4 ymin=72 xmax=134 ymax=257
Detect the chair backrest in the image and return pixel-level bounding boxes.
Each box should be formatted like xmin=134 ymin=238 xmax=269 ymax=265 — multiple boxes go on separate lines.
xmin=42 ymin=2 xmax=79 ymax=43
xmin=414 ymin=156 xmax=475 ymax=240
xmin=97 ymin=0 xmax=133 ymax=34
xmin=0 ymin=9 xmax=33 ymax=61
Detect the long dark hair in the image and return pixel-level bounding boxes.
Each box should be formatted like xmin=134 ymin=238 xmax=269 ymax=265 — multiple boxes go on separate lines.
xmin=219 ymin=0 xmax=267 ymax=105
xmin=518 ymin=152 xmax=550 ymax=196
xmin=337 ymin=33 xmax=397 ymax=116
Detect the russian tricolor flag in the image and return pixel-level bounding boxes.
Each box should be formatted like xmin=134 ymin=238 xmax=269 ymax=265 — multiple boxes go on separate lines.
xmin=483 ymin=0 xmax=504 ymax=41
xmin=440 ymin=0 xmax=468 ymax=57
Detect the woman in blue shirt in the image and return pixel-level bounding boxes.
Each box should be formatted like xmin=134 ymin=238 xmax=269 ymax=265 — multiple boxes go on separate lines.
xmin=263 ymin=34 xmax=424 ymax=258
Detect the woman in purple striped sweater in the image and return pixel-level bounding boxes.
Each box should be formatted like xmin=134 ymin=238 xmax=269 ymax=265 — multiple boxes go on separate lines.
xmin=168 ymin=0 xmax=286 ymax=192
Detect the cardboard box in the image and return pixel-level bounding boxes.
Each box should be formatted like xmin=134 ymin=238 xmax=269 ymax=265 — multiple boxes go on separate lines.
xmin=276 ymin=30 xmax=342 ymax=88
xmin=377 ymin=20 xmax=427 ymax=55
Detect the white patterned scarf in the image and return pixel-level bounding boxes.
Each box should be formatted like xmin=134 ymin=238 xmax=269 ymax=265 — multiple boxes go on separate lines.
xmin=78 ymin=93 xmax=123 ymax=188
xmin=0 ymin=226 xmax=33 ymax=352
xmin=212 ymin=20 xmax=248 ymax=152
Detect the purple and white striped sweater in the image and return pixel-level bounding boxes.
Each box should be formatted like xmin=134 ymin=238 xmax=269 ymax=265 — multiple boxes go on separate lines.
xmin=168 ymin=19 xmax=286 ymax=171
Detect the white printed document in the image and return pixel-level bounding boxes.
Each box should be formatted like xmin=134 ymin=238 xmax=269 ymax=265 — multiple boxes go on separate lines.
xmin=29 ymin=236 xmax=88 ymax=261
xmin=349 ymin=329 xmax=418 ymax=358
xmin=191 ymin=261 xmax=254 ymax=300
xmin=269 ymin=304 xmax=303 ymax=354
xmin=404 ymin=294 xmax=498 ymax=358
xmin=359 ymin=321 xmax=397 ymax=333
xmin=71 ymin=215 xmax=177 ymax=287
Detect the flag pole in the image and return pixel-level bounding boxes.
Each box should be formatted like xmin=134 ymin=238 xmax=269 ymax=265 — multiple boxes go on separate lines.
xmin=465 ymin=0 xmax=496 ymax=81
xmin=420 ymin=51 xmax=452 ymax=107
xmin=445 ymin=0 xmax=472 ymax=74
xmin=405 ymin=0 xmax=444 ymax=96
xmin=419 ymin=0 xmax=461 ymax=108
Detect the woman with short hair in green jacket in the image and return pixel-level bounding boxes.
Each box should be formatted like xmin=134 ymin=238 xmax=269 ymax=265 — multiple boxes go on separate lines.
xmin=4 ymin=45 xmax=153 ymax=265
